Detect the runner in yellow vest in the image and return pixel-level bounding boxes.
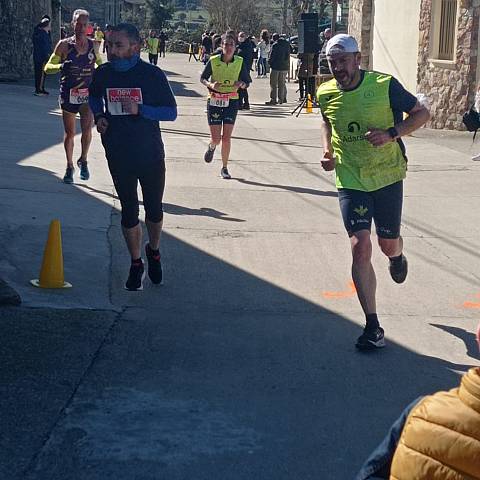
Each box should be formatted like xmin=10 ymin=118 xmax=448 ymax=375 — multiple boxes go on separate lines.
xmin=316 ymin=34 xmax=430 ymax=350
xmin=146 ymin=30 xmax=159 ymax=65
xmin=200 ymin=33 xmax=251 ymax=179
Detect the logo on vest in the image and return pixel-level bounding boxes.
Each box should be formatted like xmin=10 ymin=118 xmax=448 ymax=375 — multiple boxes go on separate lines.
xmin=342 ymin=121 xmax=365 ymax=142
xmin=364 ymin=90 xmax=375 ymax=99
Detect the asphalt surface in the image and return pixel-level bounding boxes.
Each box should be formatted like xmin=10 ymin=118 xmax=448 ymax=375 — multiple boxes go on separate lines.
xmin=1 ymin=53 xmax=479 ymax=479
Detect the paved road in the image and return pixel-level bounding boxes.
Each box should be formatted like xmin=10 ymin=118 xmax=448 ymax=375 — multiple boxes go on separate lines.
xmin=1 ymin=53 xmax=479 ymax=479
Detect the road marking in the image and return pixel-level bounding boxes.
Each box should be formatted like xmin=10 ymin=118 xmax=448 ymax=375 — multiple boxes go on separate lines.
xmin=462 ymin=292 xmax=480 ymax=308
xmin=322 ymin=281 xmax=356 ymax=299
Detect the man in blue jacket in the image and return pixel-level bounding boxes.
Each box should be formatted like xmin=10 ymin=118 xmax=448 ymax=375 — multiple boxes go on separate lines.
xmin=32 ymin=16 xmax=52 ymax=95
xmin=89 ymin=23 xmax=177 ymax=291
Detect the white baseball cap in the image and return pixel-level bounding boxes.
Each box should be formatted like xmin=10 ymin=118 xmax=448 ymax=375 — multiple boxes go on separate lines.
xmin=325 ymin=34 xmax=359 ymax=56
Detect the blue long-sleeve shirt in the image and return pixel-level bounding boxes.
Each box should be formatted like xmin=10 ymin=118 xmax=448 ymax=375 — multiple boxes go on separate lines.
xmin=89 ymin=60 xmax=177 ymax=163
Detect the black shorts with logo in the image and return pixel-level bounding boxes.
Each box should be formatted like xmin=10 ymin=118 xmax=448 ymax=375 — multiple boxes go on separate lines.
xmin=338 ymin=181 xmax=403 ymax=239
xmin=207 ymin=98 xmax=239 ymax=125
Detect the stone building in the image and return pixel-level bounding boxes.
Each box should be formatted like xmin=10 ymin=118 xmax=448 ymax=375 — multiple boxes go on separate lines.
xmin=348 ymin=0 xmax=480 ymax=130
xmin=0 ymin=0 xmax=56 ymax=80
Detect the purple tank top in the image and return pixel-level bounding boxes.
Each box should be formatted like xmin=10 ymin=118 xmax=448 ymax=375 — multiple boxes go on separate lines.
xmin=60 ymin=38 xmax=96 ymax=105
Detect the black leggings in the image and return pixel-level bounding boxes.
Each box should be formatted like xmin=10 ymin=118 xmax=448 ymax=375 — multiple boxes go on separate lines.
xmin=148 ymin=53 xmax=158 ymax=65
xmin=108 ymin=160 xmax=166 ymax=229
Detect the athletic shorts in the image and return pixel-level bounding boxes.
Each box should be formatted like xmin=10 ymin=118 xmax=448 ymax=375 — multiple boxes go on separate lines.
xmin=107 ymin=159 xmax=166 ymax=229
xmin=338 ymin=181 xmax=403 ymax=239
xmin=207 ymin=98 xmax=239 ymax=125
xmin=59 ymin=98 xmax=90 ymax=115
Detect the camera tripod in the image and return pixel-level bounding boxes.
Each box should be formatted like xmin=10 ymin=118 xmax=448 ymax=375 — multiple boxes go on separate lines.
xmin=290 ymin=91 xmax=319 ymax=117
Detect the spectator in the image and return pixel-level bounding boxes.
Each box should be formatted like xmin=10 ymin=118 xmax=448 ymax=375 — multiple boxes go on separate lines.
xmin=318 ymin=28 xmax=333 ymax=74
xmin=256 ymin=29 xmax=270 ymax=78
xmin=32 ymin=15 xmax=52 ymax=95
xmin=159 ymin=31 xmax=167 ymax=57
xmin=356 ymin=322 xmax=480 ymax=479
xmin=236 ymin=31 xmax=255 ymax=110
xmin=265 ymin=33 xmax=290 ymax=105
xmin=201 ymin=30 xmax=213 ymax=64
xmin=188 ymin=41 xmax=198 ymax=62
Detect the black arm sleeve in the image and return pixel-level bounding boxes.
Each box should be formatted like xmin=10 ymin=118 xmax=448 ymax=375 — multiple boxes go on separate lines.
xmin=389 ymin=77 xmax=417 ymax=114
xmin=200 ymin=61 xmax=212 ymax=82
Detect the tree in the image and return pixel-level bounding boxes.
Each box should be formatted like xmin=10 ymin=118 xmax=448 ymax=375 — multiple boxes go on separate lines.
xmin=121 ymin=5 xmax=147 ymax=30
xmin=202 ymin=0 xmax=263 ymax=34
xmin=146 ymin=0 xmax=174 ymax=30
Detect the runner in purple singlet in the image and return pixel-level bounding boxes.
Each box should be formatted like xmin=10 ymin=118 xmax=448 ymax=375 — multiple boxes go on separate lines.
xmin=44 ymin=9 xmax=102 ymax=183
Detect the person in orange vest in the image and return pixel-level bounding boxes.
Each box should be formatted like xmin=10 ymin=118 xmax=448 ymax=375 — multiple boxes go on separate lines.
xmin=356 ymin=322 xmax=480 ymax=479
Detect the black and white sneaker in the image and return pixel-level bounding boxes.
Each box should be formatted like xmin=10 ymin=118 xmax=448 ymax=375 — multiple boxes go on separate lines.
xmin=389 ymin=254 xmax=408 ymax=284
xmin=221 ymin=167 xmax=231 ymax=179
xmin=145 ymin=243 xmax=163 ymax=285
xmin=63 ymin=166 xmax=74 ymax=184
xmin=77 ymin=158 xmax=90 ymax=181
xmin=355 ymin=326 xmax=385 ymax=350
xmin=125 ymin=260 xmax=145 ymax=291
xmin=204 ymin=144 xmax=216 ymax=163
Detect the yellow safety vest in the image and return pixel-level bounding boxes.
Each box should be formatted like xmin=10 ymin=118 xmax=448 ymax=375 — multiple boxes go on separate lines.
xmin=210 ymin=54 xmax=243 ymax=99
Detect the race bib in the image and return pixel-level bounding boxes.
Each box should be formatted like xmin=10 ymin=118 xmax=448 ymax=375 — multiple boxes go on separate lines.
xmin=106 ymin=88 xmax=143 ymax=116
xmin=210 ymin=93 xmax=231 ymax=108
xmin=69 ymin=88 xmax=89 ymax=104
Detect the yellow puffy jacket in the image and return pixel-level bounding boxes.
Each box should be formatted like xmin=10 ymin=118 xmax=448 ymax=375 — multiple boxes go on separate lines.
xmin=390 ymin=368 xmax=480 ymax=479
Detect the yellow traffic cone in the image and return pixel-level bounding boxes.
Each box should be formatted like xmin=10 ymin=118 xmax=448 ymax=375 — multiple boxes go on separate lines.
xmin=307 ymin=94 xmax=313 ymax=114
xmin=31 ymin=219 xmax=72 ymax=289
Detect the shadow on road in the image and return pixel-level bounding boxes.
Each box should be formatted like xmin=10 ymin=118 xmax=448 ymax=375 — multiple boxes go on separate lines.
xmin=0 ymin=83 xmax=477 ymax=480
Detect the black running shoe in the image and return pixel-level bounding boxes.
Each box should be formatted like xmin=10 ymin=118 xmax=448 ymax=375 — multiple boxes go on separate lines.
xmin=125 ymin=260 xmax=145 ymax=291
xmin=243 ymin=103 xmax=250 ymax=110
xmin=77 ymin=159 xmax=90 ymax=181
xmin=389 ymin=254 xmax=408 ymax=284
xmin=221 ymin=167 xmax=231 ymax=179
xmin=41 ymin=90 xmax=50 ymax=95
xmin=204 ymin=145 xmax=215 ymax=163
xmin=63 ymin=166 xmax=74 ymax=184
xmin=145 ymin=243 xmax=163 ymax=285
xmin=356 ymin=326 xmax=385 ymax=350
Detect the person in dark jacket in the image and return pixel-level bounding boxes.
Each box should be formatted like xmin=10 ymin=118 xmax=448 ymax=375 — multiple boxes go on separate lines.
xmin=32 ymin=16 xmax=52 ymax=95
xmin=236 ymin=31 xmax=255 ymax=109
xmin=265 ymin=33 xmax=290 ymax=105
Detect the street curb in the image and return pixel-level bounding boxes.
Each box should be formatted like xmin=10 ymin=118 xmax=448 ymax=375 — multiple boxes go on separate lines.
xmin=0 ymin=278 xmax=21 ymax=306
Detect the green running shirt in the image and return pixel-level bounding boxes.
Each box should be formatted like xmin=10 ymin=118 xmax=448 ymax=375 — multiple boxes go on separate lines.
xmin=316 ymin=71 xmax=409 ymax=192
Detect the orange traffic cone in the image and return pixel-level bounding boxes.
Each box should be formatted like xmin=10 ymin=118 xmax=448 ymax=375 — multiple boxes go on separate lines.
xmin=31 ymin=219 xmax=72 ymax=288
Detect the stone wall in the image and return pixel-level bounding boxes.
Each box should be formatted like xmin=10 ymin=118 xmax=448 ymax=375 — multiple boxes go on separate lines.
xmin=417 ymin=0 xmax=480 ymax=129
xmin=348 ymin=0 xmax=372 ymax=69
xmin=0 ymin=0 xmax=53 ymax=80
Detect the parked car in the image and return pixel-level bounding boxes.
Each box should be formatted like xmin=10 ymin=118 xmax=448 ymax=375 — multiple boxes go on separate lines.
xmin=288 ymin=35 xmax=298 ymax=54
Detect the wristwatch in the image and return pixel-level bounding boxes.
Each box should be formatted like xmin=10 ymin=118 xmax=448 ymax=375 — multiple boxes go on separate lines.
xmin=387 ymin=126 xmax=399 ymax=140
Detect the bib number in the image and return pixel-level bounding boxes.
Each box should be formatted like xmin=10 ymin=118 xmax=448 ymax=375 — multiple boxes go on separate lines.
xmin=210 ymin=93 xmax=230 ymax=108
xmin=106 ymin=88 xmax=143 ymax=116
xmin=69 ymin=88 xmax=89 ymax=105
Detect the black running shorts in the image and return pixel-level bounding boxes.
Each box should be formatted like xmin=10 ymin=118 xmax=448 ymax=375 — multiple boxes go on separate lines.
xmin=338 ymin=181 xmax=403 ymax=239
xmin=207 ymin=98 xmax=239 ymax=125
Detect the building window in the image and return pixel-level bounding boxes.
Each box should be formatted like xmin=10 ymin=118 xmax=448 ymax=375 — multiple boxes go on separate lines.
xmin=433 ymin=0 xmax=458 ymax=61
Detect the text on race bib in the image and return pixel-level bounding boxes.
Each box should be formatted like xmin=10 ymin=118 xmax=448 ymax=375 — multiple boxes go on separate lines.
xmin=210 ymin=93 xmax=231 ymax=108
xmin=69 ymin=88 xmax=89 ymax=104
xmin=106 ymin=88 xmax=143 ymax=116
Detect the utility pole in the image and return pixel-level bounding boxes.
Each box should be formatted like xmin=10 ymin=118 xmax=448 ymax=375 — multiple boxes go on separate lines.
xmin=331 ymin=0 xmax=338 ymax=34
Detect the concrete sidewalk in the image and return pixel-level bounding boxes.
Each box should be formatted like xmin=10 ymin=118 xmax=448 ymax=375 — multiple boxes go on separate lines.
xmin=1 ymin=53 xmax=479 ymax=479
